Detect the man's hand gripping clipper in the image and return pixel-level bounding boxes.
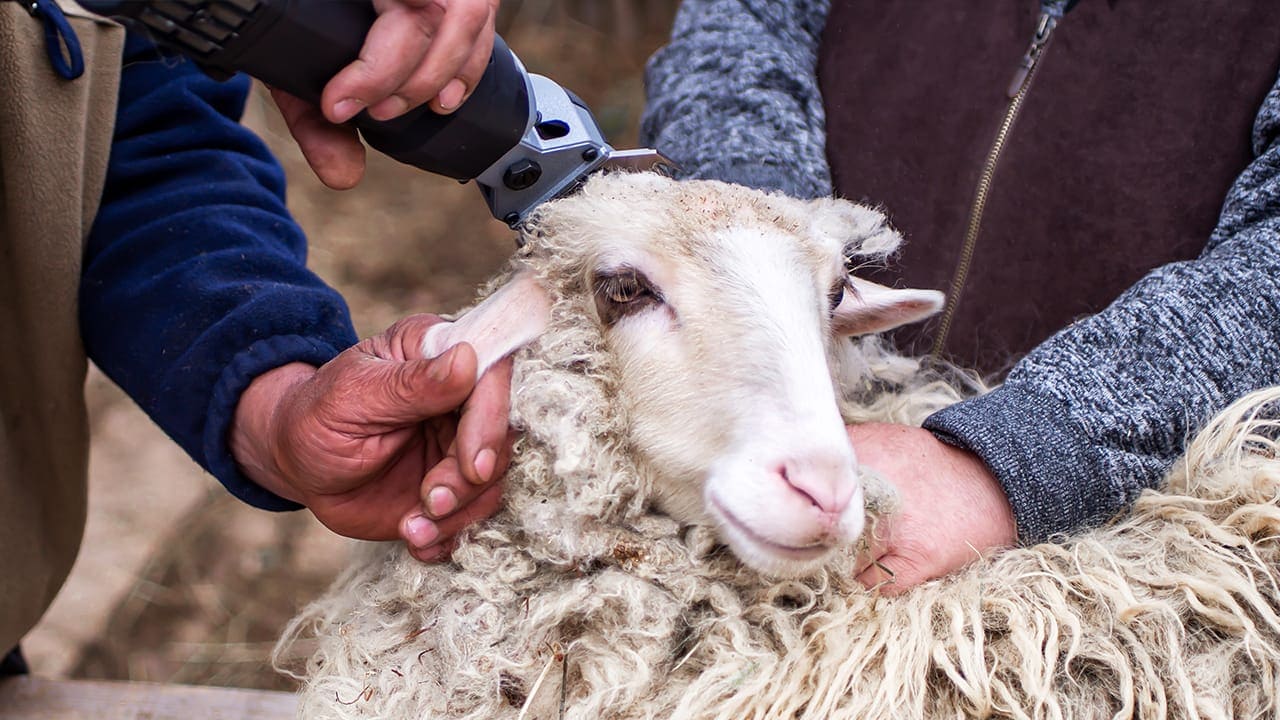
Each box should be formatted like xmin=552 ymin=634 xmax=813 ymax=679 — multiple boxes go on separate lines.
xmin=78 ymin=0 xmax=675 ymax=226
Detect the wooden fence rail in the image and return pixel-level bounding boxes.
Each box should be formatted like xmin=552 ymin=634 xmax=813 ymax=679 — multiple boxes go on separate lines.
xmin=0 ymin=675 xmax=295 ymax=720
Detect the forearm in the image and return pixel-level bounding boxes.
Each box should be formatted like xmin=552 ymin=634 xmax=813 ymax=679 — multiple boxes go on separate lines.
xmin=926 ymin=72 xmax=1280 ymax=542
xmin=81 ymin=35 xmax=358 ymax=510
xmin=639 ymin=0 xmax=834 ymax=199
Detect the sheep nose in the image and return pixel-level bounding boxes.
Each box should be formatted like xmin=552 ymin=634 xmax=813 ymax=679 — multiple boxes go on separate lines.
xmin=776 ymin=454 xmax=857 ymax=515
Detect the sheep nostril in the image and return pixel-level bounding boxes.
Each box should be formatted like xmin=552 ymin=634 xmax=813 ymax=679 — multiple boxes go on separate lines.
xmin=773 ymin=461 xmax=824 ymax=507
xmin=776 ymin=459 xmax=855 ymax=515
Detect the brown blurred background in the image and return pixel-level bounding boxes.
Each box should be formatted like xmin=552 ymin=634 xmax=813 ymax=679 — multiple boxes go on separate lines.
xmin=24 ymin=0 xmax=680 ymax=691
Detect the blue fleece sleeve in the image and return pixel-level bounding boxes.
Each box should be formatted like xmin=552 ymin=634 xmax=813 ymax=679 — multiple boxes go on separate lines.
xmin=80 ymin=35 xmax=359 ymax=511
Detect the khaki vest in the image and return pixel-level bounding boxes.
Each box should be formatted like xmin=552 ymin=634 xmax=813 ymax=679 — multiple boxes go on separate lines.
xmin=0 ymin=0 xmax=122 ymax=652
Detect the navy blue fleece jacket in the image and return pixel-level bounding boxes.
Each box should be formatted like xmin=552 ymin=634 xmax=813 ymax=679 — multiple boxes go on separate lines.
xmin=79 ymin=34 xmax=358 ymax=510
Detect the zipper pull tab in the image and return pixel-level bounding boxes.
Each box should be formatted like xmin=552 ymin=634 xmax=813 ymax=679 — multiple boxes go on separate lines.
xmin=1006 ymin=11 xmax=1057 ymax=98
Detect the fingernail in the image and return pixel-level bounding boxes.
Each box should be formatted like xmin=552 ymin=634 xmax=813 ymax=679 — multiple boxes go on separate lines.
xmin=403 ymin=514 xmax=439 ymax=548
xmin=370 ymin=94 xmax=409 ymax=120
xmin=473 ymin=448 xmax=497 ymax=485
xmin=426 ymin=486 xmax=458 ymax=517
xmin=437 ymin=79 xmax=466 ymax=111
xmin=332 ymin=98 xmax=365 ymax=123
xmin=429 ymin=346 xmax=457 ymax=383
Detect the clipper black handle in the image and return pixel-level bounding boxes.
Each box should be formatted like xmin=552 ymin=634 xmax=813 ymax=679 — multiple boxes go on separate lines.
xmin=80 ymin=0 xmax=531 ymax=180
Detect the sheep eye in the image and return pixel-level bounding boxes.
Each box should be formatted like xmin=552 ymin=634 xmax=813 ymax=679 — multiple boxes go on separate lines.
xmin=593 ymin=267 xmax=662 ymax=325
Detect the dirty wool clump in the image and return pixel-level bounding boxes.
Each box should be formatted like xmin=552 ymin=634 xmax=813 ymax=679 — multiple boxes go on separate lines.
xmin=278 ymin=181 xmax=1280 ymax=720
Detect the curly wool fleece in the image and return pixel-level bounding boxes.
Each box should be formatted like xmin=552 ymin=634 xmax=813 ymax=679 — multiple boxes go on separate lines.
xmin=278 ymin=179 xmax=1280 ymax=720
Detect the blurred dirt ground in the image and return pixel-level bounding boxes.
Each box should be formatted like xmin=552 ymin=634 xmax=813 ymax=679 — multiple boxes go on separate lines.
xmin=24 ymin=0 xmax=679 ymax=692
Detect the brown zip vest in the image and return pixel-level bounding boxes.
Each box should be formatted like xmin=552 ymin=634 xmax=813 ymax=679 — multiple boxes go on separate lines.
xmin=0 ymin=0 xmax=123 ymax=652
xmin=818 ymin=1 xmax=1280 ymax=376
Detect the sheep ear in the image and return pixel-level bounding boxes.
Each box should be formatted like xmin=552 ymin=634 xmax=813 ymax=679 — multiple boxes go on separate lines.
xmin=832 ymin=278 xmax=944 ymax=337
xmin=421 ymin=271 xmax=552 ymax=377
xmin=808 ymin=198 xmax=902 ymax=257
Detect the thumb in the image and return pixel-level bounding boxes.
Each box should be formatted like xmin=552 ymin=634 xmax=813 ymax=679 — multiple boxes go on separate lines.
xmin=359 ymin=343 xmax=480 ymax=425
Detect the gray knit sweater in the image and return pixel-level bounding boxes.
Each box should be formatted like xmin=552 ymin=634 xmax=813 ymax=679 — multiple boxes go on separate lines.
xmin=640 ymin=0 xmax=1280 ymax=543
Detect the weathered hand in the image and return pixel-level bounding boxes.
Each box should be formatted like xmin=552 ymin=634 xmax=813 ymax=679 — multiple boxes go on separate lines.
xmin=230 ymin=314 xmax=514 ymax=561
xmin=272 ymin=0 xmax=500 ymax=189
xmin=848 ymin=423 xmax=1017 ymax=595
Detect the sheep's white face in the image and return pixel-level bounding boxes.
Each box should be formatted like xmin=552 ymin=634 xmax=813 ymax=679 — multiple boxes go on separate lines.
xmin=423 ymin=174 xmax=942 ymax=577
xmin=592 ymin=222 xmax=862 ymax=576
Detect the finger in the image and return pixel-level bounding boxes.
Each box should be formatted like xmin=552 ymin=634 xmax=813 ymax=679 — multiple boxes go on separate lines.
xmin=418 ymin=454 xmax=490 ymax=520
xmin=430 ymin=481 xmax=503 ymax=541
xmin=366 ymin=343 xmax=480 ymax=425
xmin=270 ymin=88 xmax=366 ymax=189
xmin=423 ymin=415 xmax=457 ymax=468
xmin=401 ymin=509 xmax=441 ymax=552
xmin=369 ymin=313 xmax=447 ymax=362
xmin=369 ymin=0 xmax=491 ymax=118
xmin=407 ymin=535 xmax=459 ymax=564
xmin=407 ymin=539 xmax=452 ymax=563
xmin=489 ymin=429 xmax=517 ymax=486
xmin=429 ymin=10 xmax=495 ymax=113
xmin=455 ymin=357 xmax=514 ymax=485
xmin=401 ymin=481 xmax=503 ymax=555
xmin=305 ymin=432 xmax=429 ymax=541
xmin=321 ymin=6 xmax=439 ymax=124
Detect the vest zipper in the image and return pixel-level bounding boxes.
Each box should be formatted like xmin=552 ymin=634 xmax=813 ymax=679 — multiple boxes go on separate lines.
xmin=931 ymin=9 xmax=1060 ymax=359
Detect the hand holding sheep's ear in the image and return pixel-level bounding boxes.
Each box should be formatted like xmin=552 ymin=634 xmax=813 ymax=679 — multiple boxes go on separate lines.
xmin=272 ymin=0 xmax=500 ymax=189
xmin=848 ymin=423 xmax=1016 ymax=594
xmin=229 ymin=314 xmax=513 ymax=561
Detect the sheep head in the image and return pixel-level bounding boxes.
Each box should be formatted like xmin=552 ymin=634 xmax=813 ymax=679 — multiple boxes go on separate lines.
xmin=423 ymin=173 xmax=942 ymax=577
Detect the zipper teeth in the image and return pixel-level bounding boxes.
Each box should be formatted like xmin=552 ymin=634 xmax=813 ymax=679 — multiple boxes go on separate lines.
xmin=930 ymin=25 xmax=1055 ymax=360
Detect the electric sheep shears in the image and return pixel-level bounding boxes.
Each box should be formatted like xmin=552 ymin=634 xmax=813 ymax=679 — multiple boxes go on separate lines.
xmin=77 ymin=0 xmax=675 ymax=227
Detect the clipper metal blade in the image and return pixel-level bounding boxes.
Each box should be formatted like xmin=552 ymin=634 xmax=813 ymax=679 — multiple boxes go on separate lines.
xmin=600 ymin=148 xmax=679 ymax=176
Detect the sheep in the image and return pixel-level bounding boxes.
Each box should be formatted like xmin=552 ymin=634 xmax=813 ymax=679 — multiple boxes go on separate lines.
xmin=414 ymin=172 xmax=944 ymax=579
xmin=278 ymin=172 xmax=1280 ymax=720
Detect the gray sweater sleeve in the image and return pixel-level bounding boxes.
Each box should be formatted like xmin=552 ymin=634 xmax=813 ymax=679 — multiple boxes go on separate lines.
xmin=925 ymin=72 xmax=1280 ymax=542
xmin=638 ymin=0 xmax=833 ymax=199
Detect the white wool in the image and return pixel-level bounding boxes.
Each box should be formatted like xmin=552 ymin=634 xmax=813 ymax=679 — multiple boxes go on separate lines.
xmin=277 ymin=175 xmax=1280 ymax=719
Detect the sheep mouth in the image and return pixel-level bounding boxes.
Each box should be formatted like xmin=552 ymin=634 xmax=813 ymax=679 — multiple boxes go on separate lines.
xmin=708 ymin=494 xmax=834 ymax=562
